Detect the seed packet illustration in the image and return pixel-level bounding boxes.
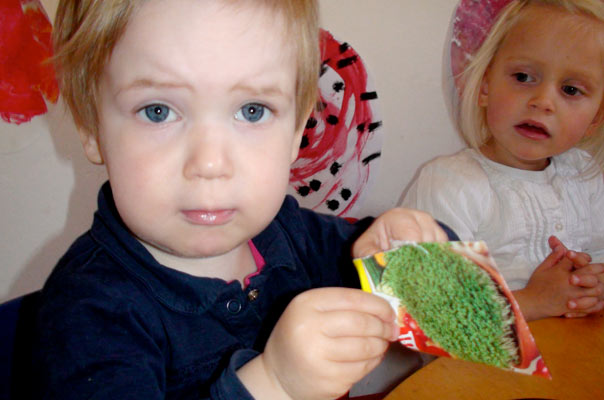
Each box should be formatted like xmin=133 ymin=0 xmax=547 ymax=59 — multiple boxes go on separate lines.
xmin=353 ymin=241 xmax=551 ymax=378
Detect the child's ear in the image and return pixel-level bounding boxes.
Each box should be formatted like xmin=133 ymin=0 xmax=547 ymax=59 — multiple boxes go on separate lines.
xmin=478 ymin=69 xmax=490 ymax=107
xmin=291 ymin=105 xmax=313 ymax=163
xmin=78 ymin=129 xmax=104 ymax=164
xmin=290 ymin=123 xmax=304 ymax=164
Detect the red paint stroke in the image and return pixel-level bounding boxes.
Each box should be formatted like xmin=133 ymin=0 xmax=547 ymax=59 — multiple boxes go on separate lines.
xmin=290 ymin=29 xmax=376 ymax=216
xmin=450 ymin=0 xmax=512 ymax=88
xmin=1 ymin=0 xmax=58 ymax=124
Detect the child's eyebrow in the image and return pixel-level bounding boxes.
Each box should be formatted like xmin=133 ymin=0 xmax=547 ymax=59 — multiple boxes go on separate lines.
xmin=116 ymin=78 xmax=193 ymax=95
xmin=229 ymin=82 xmax=291 ymax=99
xmin=564 ymin=70 xmax=601 ymax=85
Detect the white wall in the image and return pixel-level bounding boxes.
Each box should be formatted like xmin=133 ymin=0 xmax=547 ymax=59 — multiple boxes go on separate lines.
xmin=0 ymin=0 xmax=464 ymax=302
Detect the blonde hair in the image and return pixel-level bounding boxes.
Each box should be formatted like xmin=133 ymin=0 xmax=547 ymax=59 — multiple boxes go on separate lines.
xmin=52 ymin=0 xmax=319 ymax=136
xmin=457 ymin=0 xmax=604 ymax=172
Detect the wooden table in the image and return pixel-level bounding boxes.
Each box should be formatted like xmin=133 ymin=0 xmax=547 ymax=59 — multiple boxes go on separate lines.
xmin=385 ymin=311 xmax=604 ymax=400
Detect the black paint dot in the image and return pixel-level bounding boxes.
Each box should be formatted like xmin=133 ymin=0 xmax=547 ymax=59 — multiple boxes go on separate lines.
xmin=337 ymin=56 xmax=358 ymax=69
xmin=360 ymin=91 xmax=378 ymax=101
xmin=300 ymin=135 xmax=309 ymax=149
xmin=333 ymin=81 xmax=344 ymax=92
xmin=356 ymin=123 xmax=366 ymax=133
xmin=339 ymin=42 xmax=350 ymax=53
xmin=326 ymin=200 xmax=340 ymax=211
xmin=341 ymin=188 xmax=352 ymax=201
xmin=326 ymin=115 xmax=339 ymax=125
xmin=305 ymin=117 xmax=318 ymax=129
xmin=368 ymin=121 xmax=383 ymax=132
xmin=330 ymin=162 xmax=342 ymax=176
xmin=297 ymin=186 xmax=311 ymax=197
xmin=309 ymin=179 xmax=321 ymax=191
xmin=362 ymin=152 xmax=381 ymax=165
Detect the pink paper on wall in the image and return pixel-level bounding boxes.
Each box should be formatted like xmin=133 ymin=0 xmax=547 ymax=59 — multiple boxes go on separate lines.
xmin=288 ymin=29 xmax=383 ymax=218
xmin=443 ymin=0 xmax=513 ymax=127
xmin=449 ymin=0 xmax=512 ymax=80
xmin=0 ymin=0 xmax=58 ymax=125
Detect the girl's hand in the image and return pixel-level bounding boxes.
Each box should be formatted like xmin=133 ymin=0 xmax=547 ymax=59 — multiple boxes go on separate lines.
xmin=352 ymin=208 xmax=448 ymax=258
xmin=515 ymin=246 xmax=604 ymax=321
xmin=547 ymin=236 xmax=604 ymax=317
xmin=548 ymin=235 xmax=592 ymax=269
xmin=238 ymin=288 xmax=398 ymax=400
xmin=565 ymin=262 xmax=604 ymax=318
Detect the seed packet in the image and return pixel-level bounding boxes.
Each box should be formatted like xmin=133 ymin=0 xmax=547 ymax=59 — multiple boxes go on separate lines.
xmin=353 ymin=241 xmax=550 ymax=378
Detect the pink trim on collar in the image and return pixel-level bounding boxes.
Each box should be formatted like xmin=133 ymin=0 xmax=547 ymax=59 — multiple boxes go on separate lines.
xmin=244 ymin=240 xmax=265 ymax=287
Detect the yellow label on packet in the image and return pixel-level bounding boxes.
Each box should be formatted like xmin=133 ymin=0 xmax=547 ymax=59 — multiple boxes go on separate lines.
xmin=353 ymin=258 xmax=372 ymax=294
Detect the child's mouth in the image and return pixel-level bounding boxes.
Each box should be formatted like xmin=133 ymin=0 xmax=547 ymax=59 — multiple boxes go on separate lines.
xmin=182 ymin=209 xmax=234 ymax=225
xmin=515 ymin=123 xmax=550 ymax=139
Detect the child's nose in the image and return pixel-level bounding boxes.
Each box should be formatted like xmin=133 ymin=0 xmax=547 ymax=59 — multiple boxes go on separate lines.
xmin=528 ymin=85 xmax=555 ymax=113
xmin=183 ymin=123 xmax=232 ymax=180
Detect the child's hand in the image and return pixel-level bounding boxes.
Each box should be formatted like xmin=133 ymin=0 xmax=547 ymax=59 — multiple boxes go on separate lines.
xmin=564 ymin=262 xmax=604 ymax=318
xmin=238 ymin=288 xmax=398 ymax=400
xmin=514 ymin=246 xmax=604 ymax=321
xmin=352 ymin=208 xmax=448 ymax=258
xmin=547 ymin=236 xmax=604 ymax=318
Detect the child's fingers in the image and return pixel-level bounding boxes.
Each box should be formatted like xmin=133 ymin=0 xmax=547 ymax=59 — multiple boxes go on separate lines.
xmin=400 ymin=209 xmax=448 ymax=243
xmin=570 ymin=268 xmax=604 ymax=299
xmin=323 ymin=336 xmax=390 ymax=362
xmin=320 ymin=309 xmax=398 ymax=341
xmin=566 ymin=299 xmax=604 ymax=317
xmin=567 ymin=296 xmax=601 ymax=311
xmin=536 ymin=245 xmax=567 ymax=272
xmin=576 ymin=263 xmax=604 ymax=275
xmin=564 ymin=312 xmax=588 ymax=318
xmin=566 ymin=250 xmax=592 ymax=268
xmin=565 ymin=298 xmax=604 ymax=318
xmin=352 ymin=209 xmax=446 ymax=257
xmin=548 ymin=235 xmax=567 ymax=253
xmin=309 ymin=288 xmax=396 ymax=325
xmin=570 ymin=273 xmax=602 ymax=288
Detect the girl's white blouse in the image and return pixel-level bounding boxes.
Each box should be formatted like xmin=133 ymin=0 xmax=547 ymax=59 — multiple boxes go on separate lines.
xmin=402 ymin=148 xmax=604 ymax=290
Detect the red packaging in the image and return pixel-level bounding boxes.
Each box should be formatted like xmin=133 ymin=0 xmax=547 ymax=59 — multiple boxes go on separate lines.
xmin=354 ymin=241 xmax=550 ymax=378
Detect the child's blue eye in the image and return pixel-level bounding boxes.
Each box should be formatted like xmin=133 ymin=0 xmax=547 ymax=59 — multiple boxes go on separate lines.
xmin=235 ymin=103 xmax=271 ymax=123
xmin=562 ymin=85 xmax=581 ymax=96
xmin=138 ymin=104 xmax=175 ymax=123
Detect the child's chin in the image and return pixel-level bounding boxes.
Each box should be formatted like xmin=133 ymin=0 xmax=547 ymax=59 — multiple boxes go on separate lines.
xmin=145 ymin=237 xmax=235 ymax=260
xmin=180 ymin=242 xmax=240 ymax=259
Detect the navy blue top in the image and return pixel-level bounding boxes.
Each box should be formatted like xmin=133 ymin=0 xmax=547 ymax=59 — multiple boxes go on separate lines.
xmin=33 ymin=182 xmax=375 ymax=399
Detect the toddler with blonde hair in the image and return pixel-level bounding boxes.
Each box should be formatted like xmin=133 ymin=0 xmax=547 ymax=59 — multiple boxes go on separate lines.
xmin=403 ymin=0 xmax=604 ymax=321
xmin=33 ymin=1 xmax=453 ymax=399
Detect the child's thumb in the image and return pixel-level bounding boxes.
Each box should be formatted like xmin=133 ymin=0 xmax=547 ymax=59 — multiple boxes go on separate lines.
xmin=548 ymin=235 xmax=567 ymax=252
xmin=537 ymin=245 xmax=566 ymax=271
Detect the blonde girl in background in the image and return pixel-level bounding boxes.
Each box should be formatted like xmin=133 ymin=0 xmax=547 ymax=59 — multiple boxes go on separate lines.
xmin=402 ymin=0 xmax=604 ymax=322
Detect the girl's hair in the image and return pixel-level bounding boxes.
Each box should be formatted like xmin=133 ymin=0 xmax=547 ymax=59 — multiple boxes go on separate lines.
xmin=52 ymin=0 xmax=320 ymax=136
xmin=457 ymin=0 xmax=604 ymax=172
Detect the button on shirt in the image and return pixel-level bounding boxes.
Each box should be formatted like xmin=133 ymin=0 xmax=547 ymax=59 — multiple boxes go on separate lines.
xmin=33 ymin=182 xmax=374 ymax=400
